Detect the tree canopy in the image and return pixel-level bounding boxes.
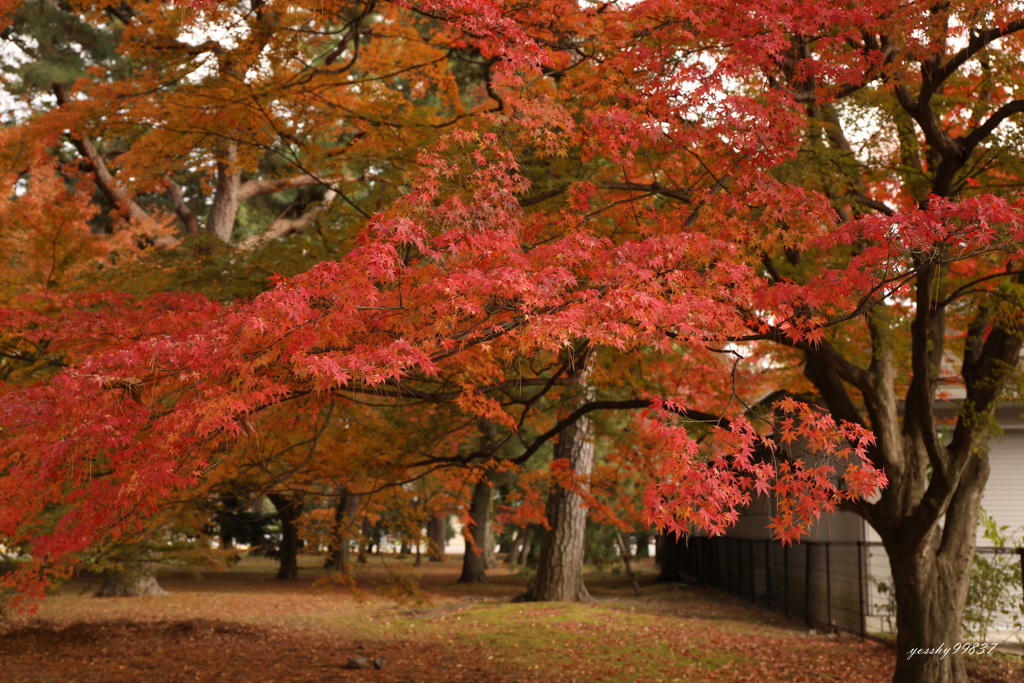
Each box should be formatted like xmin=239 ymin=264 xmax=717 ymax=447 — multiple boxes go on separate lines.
xmin=3 ymin=2 xmax=1024 ymax=680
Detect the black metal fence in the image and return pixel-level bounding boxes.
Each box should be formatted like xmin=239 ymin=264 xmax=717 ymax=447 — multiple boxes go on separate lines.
xmin=672 ymin=537 xmax=1024 ymax=639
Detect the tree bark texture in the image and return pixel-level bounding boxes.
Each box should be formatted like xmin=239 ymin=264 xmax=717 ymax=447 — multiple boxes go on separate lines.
xmin=326 ymin=489 xmax=359 ymax=570
xmin=887 ymin=449 xmax=989 ymax=683
xmin=458 ymin=476 xmax=492 ymax=583
xmin=483 ymin=509 xmax=497 ymax=569
xmin=517 ymin=525 xmax=537 ymax=566
xmin=95 ymin=567 xmax=167 ymax=597
xmin=207 ymin=140 xmax=242 ymax=242
xmin=268 ymin=493 xmax=303 ymax=581
xmin=526 ymin=405 xmax=596 ymax=601
xmin=799 ymin=268 xmax=1022 ymax=683
xmin=428 ymin=513 xmax=447 ymax=562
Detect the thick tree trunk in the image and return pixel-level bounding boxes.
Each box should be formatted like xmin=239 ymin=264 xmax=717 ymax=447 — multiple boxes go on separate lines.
xmin=428 ymin=513 xmax=447 ymax=561
xmin=206 ymin=141 xmax=242 ymax=242
xmin=268 ymin=493 xmax=303 ymax=581
xmin=326 ymin=489 xmax=359 ymax=571
xmin=95 ymin=567 xmax=167 ymax=597
xmin=458 ymin=476 xmax=492 ymax=583
xmin=525 ymin=410 xmax=595 ymax=602
xmin=886 ymin=450 xmax=988 ymax=683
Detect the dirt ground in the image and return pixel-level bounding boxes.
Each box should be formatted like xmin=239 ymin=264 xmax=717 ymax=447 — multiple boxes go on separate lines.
xmin=0 ymin=555 xmax=1020 ymax=683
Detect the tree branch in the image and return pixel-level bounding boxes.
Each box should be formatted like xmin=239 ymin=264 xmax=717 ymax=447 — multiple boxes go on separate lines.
xmin=54 ymin=84 xmax=161 ymax=234
xmin=920 ymin=20 xmax=1024 ymax=103
xmin=960 ymin=99 xmax=1024 ymax=155
xmin=237 ymin=174 xmax=351 ymax=201
xmin=162 ymin=176 xmax=201 ymax=235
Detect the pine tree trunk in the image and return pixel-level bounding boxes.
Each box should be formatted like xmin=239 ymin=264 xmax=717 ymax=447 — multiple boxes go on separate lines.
xmin=326 ymin=489 xmax=359 ymax=570
xmin=458 ymin=476 xmax=491 ymax=583
xmin=268 ymin=493 xmax=302 ymax=581
xmin=206 ymin=140 xmax=241 ymax=242
xmin=525 ymin=410 xmax=595 ymax=602
xmin=428 ymin=513 xmax=447 ymax=562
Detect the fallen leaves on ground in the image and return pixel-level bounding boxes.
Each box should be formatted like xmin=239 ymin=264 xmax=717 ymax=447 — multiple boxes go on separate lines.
xmin=0 ymin=556 xmax=1019 ymax=682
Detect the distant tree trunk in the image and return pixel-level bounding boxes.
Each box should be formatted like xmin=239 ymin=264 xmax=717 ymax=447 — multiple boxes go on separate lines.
xmin=655 ymin=532 xmax=684 ymax=583
xmin=358 ymin=517 xmax=370 ymax=564
xmin=268 ymin=493 xmax=302 ymax=581
xmin=483 ymin=510 xmax=497 ymax=569
xmin=525 ymin=385 xmax=596 ymax=602
xmin=458 ymin=475 xmax=492 ymax=583
xmin=635 ymin=532 xmax=651 ymax=558
xmin=400 ymin=539 xmax=411 ymax=556
xmin=206 ymin=140 xmax=242 ymax=242
xmin=95 ymin=565 xmax=167 ymax=597
xmin=215 ymin=493 xmax=241 ymax=550
xmin=326 ymin=489 xmax=359 ymax=570
xmin=428 ymin=514 xmax=447 ymax=561
xmin=519 ymin=524 xmax=539 ymax=566
xmin=506 ymin=527 xmax=525 ymax=564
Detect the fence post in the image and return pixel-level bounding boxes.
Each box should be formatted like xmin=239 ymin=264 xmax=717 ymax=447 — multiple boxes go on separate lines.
xmin=805 ymin=543 xmax=812 ymax=628
xmin=726 ymin=538 xmax=731 ymax=591
xmin=748 ymin=539 xmax=755 ymax=602
xmin=784 ymin=544 xmax=790 ymax=618
xmin=857 ymin=541 xmax=866 ymax=641
xmin=1018 ymin=548 xmax=1024 ymax=597
xmin=826 ymin=542 xmax=833 ymax=632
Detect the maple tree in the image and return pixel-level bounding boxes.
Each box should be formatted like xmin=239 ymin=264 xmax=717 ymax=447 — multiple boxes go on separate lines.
xmin=3 ymin=1 xmax=1024 ymax=682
